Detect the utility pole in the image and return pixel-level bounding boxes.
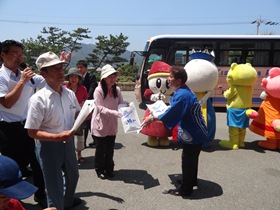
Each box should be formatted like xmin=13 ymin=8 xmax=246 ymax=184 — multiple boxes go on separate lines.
xmin=251 ymin=16 xmax=279 ymax=35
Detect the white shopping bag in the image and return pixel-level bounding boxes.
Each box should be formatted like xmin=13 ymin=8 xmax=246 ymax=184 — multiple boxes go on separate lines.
xmin=118 ymin=102 xmax=141 ymax=133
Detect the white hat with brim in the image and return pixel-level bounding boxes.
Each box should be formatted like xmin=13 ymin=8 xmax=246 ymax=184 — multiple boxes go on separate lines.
xmin=36 ymin=51 xmax=68 ymax=71
xmin=101 ymin=64 xmax=119 ymax=80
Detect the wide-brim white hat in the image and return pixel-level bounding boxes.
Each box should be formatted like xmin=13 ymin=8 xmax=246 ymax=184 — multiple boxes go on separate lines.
xmin=101 ymin=64 xmax=119 ymax=80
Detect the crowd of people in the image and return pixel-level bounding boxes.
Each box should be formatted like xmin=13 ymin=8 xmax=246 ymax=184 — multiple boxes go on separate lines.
xmin=0 ymin=39 xmax=207 ymax=209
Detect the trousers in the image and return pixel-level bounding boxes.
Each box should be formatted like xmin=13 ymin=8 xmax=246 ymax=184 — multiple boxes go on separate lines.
xmin=93 ymin=135 xmax=116 ymax=176
xmin=35 ymin=138 xmax=79 ymax=210
xmin=180 ymin=143 xmax=202 ymax=195
xmin=0 ymin=121 xmax=45 ymax=199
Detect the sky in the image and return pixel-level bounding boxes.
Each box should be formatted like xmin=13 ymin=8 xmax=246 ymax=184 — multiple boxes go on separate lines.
xmin=0 ymin=0 xmax=280 ymax=51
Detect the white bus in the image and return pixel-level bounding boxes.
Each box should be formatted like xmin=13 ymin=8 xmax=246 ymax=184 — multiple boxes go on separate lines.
xmin=131 ymin=34 xmax=280 ymax=111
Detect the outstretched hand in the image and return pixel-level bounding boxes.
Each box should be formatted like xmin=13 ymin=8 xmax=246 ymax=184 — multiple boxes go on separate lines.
xmin=60 ymin=51 xmax=71 ymax=62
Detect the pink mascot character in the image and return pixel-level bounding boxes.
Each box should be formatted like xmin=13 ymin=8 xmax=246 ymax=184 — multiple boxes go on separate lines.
xmin=249 ymin=67 xmax=280 ymax=150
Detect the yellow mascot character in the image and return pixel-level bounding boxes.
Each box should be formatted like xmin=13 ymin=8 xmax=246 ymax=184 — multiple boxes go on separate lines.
xmin=219 ymin=63 xmax=258 ymax=149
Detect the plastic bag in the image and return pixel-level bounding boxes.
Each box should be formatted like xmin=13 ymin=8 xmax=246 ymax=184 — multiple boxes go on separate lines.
xmin=118 ymin=102 xmax=141 ymax=133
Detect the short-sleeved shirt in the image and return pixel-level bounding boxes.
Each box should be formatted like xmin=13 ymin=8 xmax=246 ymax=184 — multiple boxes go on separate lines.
xmin=158 ymin=85 xmax=208 ymax=145
xmin=25 ymin=84 xmax=80 ymax=133
xmin=0 ymin=65 xmax=45 ymax=122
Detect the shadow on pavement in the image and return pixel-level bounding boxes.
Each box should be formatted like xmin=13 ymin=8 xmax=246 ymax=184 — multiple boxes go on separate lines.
xmin=168 ymin=174 xmax=223 ymax=200
xmin=202 ymin=139 xmax=271 ymax=153
xmin=76 ymin=191 xmax=124 ymax=204
xmin=141 ymin=140 xmax=182 ymax=150
xmin=109 ymin=169 xmax=160 ymax=190
xmin=78 ymin=156 xmax=95 ymax=170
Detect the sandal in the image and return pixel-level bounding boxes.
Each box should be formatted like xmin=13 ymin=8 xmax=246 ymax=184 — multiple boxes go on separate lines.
xmin=163 ymin=188 xmax=192 ymax=197
xmin=163 ymin=189 xmax=181 ymax=196
xmin=78 ymin=157 xmax=85 ymax=163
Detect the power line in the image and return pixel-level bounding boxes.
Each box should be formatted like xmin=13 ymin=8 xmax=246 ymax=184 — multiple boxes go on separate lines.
xmin=0 ymin=19 xmax=251 ymax=27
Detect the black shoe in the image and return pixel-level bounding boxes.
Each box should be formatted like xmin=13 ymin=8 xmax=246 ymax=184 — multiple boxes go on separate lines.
xmin=65 ymin=197 xmax=82 ymax=209
xmin=34 ymin=196 xmax=47 ymax=208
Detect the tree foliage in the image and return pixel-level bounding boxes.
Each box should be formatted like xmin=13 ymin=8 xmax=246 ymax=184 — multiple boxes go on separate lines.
xmin=22 ymin=27 xmax=91 ymax=70
xmin=86 ymin=33 xmax=130 ymax=70
xmin=117 ymin=64 xmax=139 ymax=82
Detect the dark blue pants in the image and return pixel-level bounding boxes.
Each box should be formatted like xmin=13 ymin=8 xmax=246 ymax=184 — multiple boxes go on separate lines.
xmin=180 ymin=143 xmax=202 ymax=195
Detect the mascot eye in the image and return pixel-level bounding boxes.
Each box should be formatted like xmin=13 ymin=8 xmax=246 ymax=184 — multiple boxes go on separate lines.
xmin=156 ymin=78 xmax=162 ymax=88
xmin=166 ymin=80 xmax=170 ymax=89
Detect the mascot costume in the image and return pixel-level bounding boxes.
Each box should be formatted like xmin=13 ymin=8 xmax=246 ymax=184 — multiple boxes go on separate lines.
xmin=184 ymin=50 xmax=218 ymax=148
xmin=140 ymin=61 xmax=174 ymax=147
xmin=219 ymin=63 xmax=258 ymax=150
xmin=249 ymin=67 xmax=280 ymax=150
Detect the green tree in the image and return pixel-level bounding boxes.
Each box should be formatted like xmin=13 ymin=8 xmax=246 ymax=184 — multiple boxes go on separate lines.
xmin=86 ymin=33 xmax=130 ymax=70
xmin=117 ymin=64 xmax=139 ymax=82
xmin=22 ymin=27 xmax=91 ymax=70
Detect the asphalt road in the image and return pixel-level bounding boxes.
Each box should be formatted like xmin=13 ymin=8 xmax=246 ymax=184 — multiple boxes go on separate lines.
xmin=22 ymin=91 xmax=280 ymax=210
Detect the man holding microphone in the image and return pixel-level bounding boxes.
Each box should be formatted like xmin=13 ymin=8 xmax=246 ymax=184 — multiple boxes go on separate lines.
xmin=0 ymin=40 xmax=46 ymax=207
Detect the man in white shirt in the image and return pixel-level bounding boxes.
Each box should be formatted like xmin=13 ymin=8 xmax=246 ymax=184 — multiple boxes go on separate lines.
xmin=25 ymin=51 xmax=82 ymax=209
xmin=0 ymin=40 xmax=46 ymax=207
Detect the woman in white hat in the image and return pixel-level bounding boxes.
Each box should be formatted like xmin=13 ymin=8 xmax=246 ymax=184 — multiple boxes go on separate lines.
xmin=91 ymin=64 xmax=127 ymax=179
xmin=64 ymin=68 xmax=88 ymax=163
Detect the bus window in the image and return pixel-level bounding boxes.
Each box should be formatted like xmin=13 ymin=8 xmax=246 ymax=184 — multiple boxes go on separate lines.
xmin=273 ymin=51 xmax=280 ymax=65
xmin=174 ymin=50 xmax=187 ymax=65
xmin=252 ymin=51 xmax=270 ymax=66
xmin=134 ymin=35 xmax=280 ymax=111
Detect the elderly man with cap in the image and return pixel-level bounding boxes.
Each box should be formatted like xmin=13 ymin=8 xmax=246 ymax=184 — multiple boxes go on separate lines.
xmin=25 ymin=52 xmax=82 ymax=210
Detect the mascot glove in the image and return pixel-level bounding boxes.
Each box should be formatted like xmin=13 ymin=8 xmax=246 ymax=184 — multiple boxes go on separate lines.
xmin=150 ymin=93 xmax=166 ymax=102
xmin=260 ymin=91 xmax=268 ymax=100
xmin=272 ymin=119 xmax=280 ymax=132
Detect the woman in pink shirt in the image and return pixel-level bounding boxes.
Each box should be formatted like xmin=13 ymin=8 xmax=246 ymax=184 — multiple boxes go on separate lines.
xmin=91 ymin=64 xmax=126 ymax=179
xmin=64 ymin=68 xmax=88 ymax=163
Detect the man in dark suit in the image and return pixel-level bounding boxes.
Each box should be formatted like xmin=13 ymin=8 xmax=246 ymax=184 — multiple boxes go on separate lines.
xmin=76 ymin=60 xmax=98 ymax=147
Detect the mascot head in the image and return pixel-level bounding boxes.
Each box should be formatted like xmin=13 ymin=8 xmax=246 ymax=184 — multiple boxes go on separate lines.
xmin=261 ymin=67 xmax=280 ymax=99
xmin=184 ymin=50 xmax=218 ymax=92
xmin=227 ymin=63 xmax=257 ymax=87
xmin=148 ymin=61 xmax=173 ymax=96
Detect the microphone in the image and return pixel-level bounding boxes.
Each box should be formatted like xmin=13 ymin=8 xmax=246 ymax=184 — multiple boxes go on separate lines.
xmin=30 ymin=77 xmax=35 ymax=85
xmin=20 ymin=63 xmax=35 ymax=84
